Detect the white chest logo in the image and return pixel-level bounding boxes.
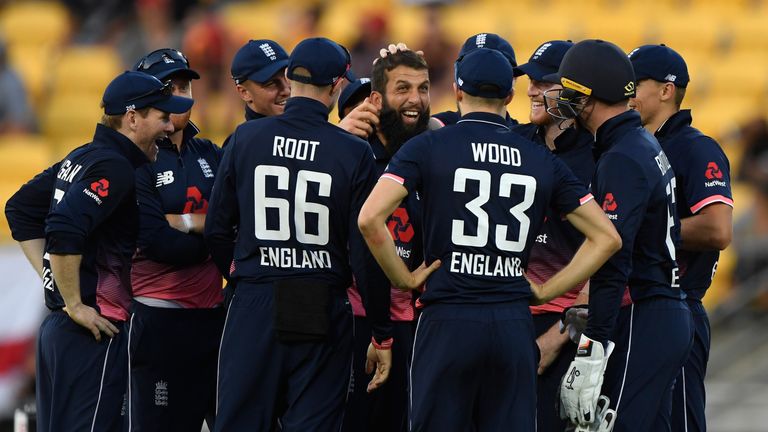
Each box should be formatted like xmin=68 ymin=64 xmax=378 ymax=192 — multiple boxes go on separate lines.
xmin=156 ymin=170 xmax=175 ymax=187
xmin=198 ymin=158 xmax=214 ymax=178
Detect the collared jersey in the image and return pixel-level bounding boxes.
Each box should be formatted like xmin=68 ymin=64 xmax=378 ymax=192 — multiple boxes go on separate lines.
xmin=131 ymin=123 xmax=223 ymax=308
xmin=512 ymin=123 xmax=596 ymax=314
xmin=347 ymin=134 xmax=424 ymax=322
xmin=587 ymin=110 xmax=681 ymax=342
xmin=384 ymin=112 xmax=592 ymax=306
xmin=221 ymin=105 xmax=267 ymax=149
xmin=655 ymin=110 xmax=733 ymax=302
xmin=43 ymin=124 xmax=150 ymax=321
xmin=432 ymin=110 xmax=518 ymax=128
xmin=205 ymin=96 xmax=391 ymax=338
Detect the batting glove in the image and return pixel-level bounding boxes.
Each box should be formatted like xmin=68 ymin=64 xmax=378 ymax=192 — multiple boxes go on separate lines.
xmin=574 ymin=395 xmax=616 ymax=432
xmin=559 ymin=334 xmax=615 ymax=426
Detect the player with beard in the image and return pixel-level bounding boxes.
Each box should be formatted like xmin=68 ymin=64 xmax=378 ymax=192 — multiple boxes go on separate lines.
xmin=343 ymin=49 xmax=430 ymax=432
xmin=127 ymin=49 xmax=224 ymax=432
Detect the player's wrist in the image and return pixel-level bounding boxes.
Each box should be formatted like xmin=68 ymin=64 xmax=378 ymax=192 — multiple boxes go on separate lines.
xmin=371 ymin=336 xmax=393 ymax=350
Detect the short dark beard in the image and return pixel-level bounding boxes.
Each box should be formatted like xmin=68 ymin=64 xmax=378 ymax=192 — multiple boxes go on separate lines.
xmin=378 ymin=99 xmax=430 ymax=155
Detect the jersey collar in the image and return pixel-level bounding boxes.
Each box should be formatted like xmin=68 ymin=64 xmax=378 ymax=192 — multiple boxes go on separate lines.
xmin=283 ymin=96 xmax=330 ymax=121
xmin=92 ymin=123 xmax=151 ymax=169
xmin=654 ymin=109 xmax=692 ymax=140
xmin=244 ymin=105 xmax=267 ymax=121
xmin=457 ymin=112 xmax=511 ymax=129
xmin=594 ymin=110 xmax=642 ymax=153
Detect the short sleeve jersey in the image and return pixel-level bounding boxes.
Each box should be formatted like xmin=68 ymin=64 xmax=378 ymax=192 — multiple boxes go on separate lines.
xmin=383 ymin=112 xmax=592 ymax=305
xmin=656 ymin=110 xmax=733 ymax=301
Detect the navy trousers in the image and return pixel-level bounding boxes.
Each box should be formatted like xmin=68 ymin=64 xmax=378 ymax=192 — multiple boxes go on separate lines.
xmin=214 ymin=281 xmax=353 ymax=432
xmin=533 ymin=312 xmax=577 ymax=432
xmin=603 ymin=298 xmax=694 ymax=432
xmin=36 ymin=310 xmax=127 ymax=432
xmin=671 ymin=301 xmax=710 ymax=432
xmin=409 ymin=301 xmax=538 ymax=432
xmin=343 ymin=317 xmax=414 ymax=432
xmin=126 ymin=301 xmax=225 ymax=431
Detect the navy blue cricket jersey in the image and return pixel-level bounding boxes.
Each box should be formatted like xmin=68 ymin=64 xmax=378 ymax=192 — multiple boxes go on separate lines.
xmin=131 ymin=122 xmax=224 ymax=308
xmin=383 ymin=112 xmax=592 ymax=306
xmin=221 ymin=105 xmax=267 ymax=149
xmin=587 ymin=110 xmax=682 ymax=342
xmin=655 ymin=110 xmax=733 ymax=302
xmin=205 ymin=96 xmax=391 ymax=337
xmin=348 ymin=135 xmax=423 ymax=322
xmin=44 ymin=124 xmax=150 ymax=321
xmin=512 ymin=123 xmax=596 ymax=314
xmin=432 ymin=110 xmax=518 ymax=128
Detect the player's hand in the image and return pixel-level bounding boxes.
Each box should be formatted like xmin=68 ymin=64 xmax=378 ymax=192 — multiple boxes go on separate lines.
xmin=374 ymin=43 xmax=425 ymax=64
xmin=399 ymin=259 xmax=441 ymax=291
xmin=338 ymin=97 xmax=380 ymax=138
xmin=165 ymin=214 xmax=186 ymax=232
xmin=365 ymin=342 xmax=392 ymax=392
xmin=560 ymin=335 xmax=615 ymax=426
xmin=63 ymin=303 xmax=119 ymax=342
xmin=573 ymin=395 xmax=617 ymax=432
xmin=526 ymin=275 xmax=546 ymax=305
xmin=561 ymin=305 xmax=589 ymax=344
xmin=536 ymin=326 xmax=568 ymax=375
xmin=165 ymin=213 xmax=205 ymax=234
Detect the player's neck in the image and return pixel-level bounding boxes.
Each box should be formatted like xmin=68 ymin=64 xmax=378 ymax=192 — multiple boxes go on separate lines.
xmin=644 ymin=106 xmax=678 ymax=135
xmin=543 ymin=120 xmax=572 ymax=151
xmin=170 ymin=128 xmax=183 ymax=151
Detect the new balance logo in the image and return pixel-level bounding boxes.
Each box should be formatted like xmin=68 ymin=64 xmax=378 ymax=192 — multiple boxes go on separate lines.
xmin=156 ymin=171 xmax=174 ymax=187
xmin=260 ymin=43 xmax=277 ymax=60
xmin=665 ymin=74 xmax=677 ymax=82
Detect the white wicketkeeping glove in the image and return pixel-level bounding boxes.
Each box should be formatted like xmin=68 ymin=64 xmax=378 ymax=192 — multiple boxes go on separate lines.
xmin=574 ymin=395 xmax=616 ymax=432
xmin=559 ymin=334 xmax=615 ymax=426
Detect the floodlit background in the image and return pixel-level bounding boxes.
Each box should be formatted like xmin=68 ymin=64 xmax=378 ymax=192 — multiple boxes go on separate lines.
xmin=0 ymin=0 xmax=767 ymax=430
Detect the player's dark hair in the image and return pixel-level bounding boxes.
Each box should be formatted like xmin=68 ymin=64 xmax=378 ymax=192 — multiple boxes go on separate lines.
xmin=371 ymin=50 xmax=428 ymax=93
xmin=674 ymin=86 xmax=686 ymax=107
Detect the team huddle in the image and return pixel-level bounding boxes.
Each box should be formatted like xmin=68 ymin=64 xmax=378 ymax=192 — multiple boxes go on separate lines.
xmin=4 ymin=31 xmax=733 ymax=432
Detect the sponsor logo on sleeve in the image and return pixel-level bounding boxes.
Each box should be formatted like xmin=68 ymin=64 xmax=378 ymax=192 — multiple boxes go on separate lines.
xmin=602 ymin=193 xmax=618 ymax=219
xmin=704 ymin=162 xmax=727 ymax=187
xmin=83 ymin=178 xmax=109 ymax=204
xmin=387 ymin=206 xmax=414 ymax=258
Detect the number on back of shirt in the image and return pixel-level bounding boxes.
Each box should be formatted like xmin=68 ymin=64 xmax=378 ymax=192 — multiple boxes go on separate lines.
xmin=451 ymin=168 xmax=536 ymax=252
xmin=253 ymin=165 xmax=331 ymax=245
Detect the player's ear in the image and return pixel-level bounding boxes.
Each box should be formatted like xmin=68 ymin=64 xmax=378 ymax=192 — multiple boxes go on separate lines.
xmin=235 ymin=84 xmax=251 ymax=103
xmin=504 ymin=90 xmax=513 ymax=106
xmin=660 ymin=82 xmax=675 ymax=103
xmin=369 ymin=91 xmax=383 ymax=110
xmin=453 ymin=83 xmax=462 ymax=102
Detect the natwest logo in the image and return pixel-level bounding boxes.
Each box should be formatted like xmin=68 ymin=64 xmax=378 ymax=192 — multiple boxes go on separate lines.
xmin=90 ymin=179 xmax=109 ymax=197
xmin=705 ymin=162 xmax=723 ymax=180
xmin=183 ymin=186 xmax=208 ymax=213
xmin=387 ymin=207 xmax=414 ymax=243
xmin=602 ymin=193 xmax=618 ymax=212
